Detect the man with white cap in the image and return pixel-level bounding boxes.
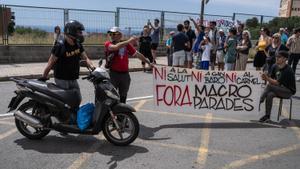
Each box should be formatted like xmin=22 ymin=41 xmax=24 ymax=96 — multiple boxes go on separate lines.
xmin=104 ymin=26 xmax=152 ymax=103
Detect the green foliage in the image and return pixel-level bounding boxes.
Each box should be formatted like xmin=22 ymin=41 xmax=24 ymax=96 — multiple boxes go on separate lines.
xmin=245 ymin=17 xmax=259 ymax=28
xmin=248 ymin=27 xmax=261 ymax=40
xmin=246 ymin=16 xmax=300 ymax=39
xmin=15 ymin=26 xmax=47 ymax=37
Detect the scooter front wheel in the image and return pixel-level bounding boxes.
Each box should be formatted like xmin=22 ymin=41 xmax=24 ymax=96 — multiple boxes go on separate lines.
xmin=102 ymin=112 xmax=139 ymax=146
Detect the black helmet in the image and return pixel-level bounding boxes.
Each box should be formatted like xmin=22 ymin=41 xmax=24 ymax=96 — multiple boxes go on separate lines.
xmin=64 ymin=20 xmax=85 ymax=43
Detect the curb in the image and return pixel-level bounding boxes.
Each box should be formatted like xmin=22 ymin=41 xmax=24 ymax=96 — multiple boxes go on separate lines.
xmin=0 ymin=67 xmax=145 ymax=82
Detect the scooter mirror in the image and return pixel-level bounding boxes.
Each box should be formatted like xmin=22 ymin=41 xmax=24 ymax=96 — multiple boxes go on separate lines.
xmin=98 ymin=58 xmax=103 ymax=67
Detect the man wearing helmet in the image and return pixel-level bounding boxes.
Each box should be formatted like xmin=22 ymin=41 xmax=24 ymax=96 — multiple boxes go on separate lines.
xmin=41 ymin=20 xmax=95 ymax=108
xmin=105 ymin=26 xmax=152 ymax=103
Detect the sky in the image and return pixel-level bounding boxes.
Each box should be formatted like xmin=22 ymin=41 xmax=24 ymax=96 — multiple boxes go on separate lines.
xmin=1 ymin=0 xmax=281 ymax=17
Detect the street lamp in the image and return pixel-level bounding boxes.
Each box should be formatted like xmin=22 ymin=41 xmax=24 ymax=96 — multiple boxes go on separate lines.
xmin=200 ymin=0 xmax=209 ymax=25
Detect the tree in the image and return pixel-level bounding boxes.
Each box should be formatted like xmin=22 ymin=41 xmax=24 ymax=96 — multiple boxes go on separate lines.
xmin=245 ymin=17 xmax=259 ymax=28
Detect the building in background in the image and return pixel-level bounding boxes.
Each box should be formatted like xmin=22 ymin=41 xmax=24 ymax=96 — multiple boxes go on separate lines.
xmin=279 ymin=0 xmax=300 ymax=17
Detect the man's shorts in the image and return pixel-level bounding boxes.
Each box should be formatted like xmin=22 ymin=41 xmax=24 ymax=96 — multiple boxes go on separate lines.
xmin=216 ymin=50 xmax=225 ymax=63
xmin=185 ymin=51 xmax=193 ymax=62
xmin=173 ymin=50 xmax=186 ymax=66
xmin=151 ymin=43 xmax=159 ymax=50
xmin=210 ymin=50 xmax=216 ymax=64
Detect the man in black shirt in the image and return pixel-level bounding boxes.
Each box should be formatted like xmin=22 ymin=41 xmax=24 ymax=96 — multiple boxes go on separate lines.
xmin=259 ymin=51 xmax=296 ymax=122
xmin=184 ymin=20 xmax=196 ymax=68
xmin=41 ymin=20 xmax=95 ymax=108
xmin=172 ymin=24 xmax=190 ymax=67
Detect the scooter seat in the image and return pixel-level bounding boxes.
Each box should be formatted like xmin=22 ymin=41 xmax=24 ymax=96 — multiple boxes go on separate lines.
xmin=25 ymin=80 xmax=81 ymax=108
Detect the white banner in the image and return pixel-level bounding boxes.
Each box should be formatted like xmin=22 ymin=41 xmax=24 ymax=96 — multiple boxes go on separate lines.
xmin=153 ymin=65 xmax=264 ymax=113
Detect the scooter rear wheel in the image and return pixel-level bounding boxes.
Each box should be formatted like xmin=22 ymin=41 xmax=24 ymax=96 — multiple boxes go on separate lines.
xmin=15 ymin=101 xmax=50 ymax=140
xmin=102 ymin=112 xmax=139 ymax=146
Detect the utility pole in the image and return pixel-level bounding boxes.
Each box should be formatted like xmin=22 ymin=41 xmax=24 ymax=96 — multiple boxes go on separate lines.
xmin=200 ymin=0 xmax=209 ymax=25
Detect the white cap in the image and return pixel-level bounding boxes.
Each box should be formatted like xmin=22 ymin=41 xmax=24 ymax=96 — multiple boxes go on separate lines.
xmin=219 ymin=29 xmax=224 ymax=32
xmin=169 ymin=31 xmax=175 ymax=35
xmin=107 ymin=26 xmax=122 ymax=33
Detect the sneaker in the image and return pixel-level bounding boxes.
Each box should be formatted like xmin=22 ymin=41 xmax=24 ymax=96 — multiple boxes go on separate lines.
xmin=259 ymin=115 xmax=270 ymax=123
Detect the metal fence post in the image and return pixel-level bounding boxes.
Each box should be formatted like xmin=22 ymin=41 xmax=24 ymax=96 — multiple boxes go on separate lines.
xmin=260 ymin=15 xmax=263 ymax=27
xmin=232 ymin=12 xmax=236 ymax=22
xmin=160 ymin=11 xmax=165 ymax=42
xmin=115 ymin=7 xmax=120 ymax=27
xmin=3 ymin=5 xmax=8 ymax=45
xmin=1 ymin=4 xmax=4 ymax=45
xmin=64 ymin=8 xmax=69 ymax=24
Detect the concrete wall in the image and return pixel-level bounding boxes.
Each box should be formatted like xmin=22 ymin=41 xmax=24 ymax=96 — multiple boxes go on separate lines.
xmin=0 ymin=44 xmax=166 ymax=64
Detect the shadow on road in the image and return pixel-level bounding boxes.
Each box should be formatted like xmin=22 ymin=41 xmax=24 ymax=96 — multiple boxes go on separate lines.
xmin=139 ymin=120 xmax=289 ymax=140
xmin=14 ymin=135 xmax=148 ymax=169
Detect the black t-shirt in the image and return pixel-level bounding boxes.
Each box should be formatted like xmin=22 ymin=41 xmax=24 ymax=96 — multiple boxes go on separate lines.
xmin=238 ymin=40 xmax=252 ymax=55
xmin=51 ymin=41 xmax=84 ymax=80
xmin=139 ymin=36 xmax=152 ymax=54
xmin=185 ymin=29 xmax=196 ymax=51
xmin=267 ymin=44 xmax=289 ymax=58
xmin=266 ymin=44 xmax=289 ymax=65
xmin=172 ymin=32 xmax=189 ymax=52
xmin=271 ymin=64 xmax=296 ymax=94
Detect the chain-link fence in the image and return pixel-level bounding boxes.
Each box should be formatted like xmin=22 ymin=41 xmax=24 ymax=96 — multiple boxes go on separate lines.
xmin=5 ymin=5 xmax=64 ymax=45
xmin=233 ymin=13 xmax=275 ymax=26
xmin=0 ymin=4 xmax=277 ymax=45
xmin=68 ymin=9 xmax=115 ymax=44
xmin=1 ymin=5 xmax=115 ymax=45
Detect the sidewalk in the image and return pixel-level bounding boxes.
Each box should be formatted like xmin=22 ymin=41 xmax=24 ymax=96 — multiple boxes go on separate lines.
xmin=0 ymin=57 xmax=168 ymax=81
xmin=1 ymin=57 xmax=299 ymax=82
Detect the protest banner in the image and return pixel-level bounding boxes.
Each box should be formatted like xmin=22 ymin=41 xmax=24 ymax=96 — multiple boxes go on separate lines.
xmin=153 ymin=65 xmax=264 ymax=113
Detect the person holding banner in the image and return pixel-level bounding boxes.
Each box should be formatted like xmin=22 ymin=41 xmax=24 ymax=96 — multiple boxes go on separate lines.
xmin=259 ymin=51 xmax=296 ymax=122
xmin=104 ymin=26 xmax=153 ymax=103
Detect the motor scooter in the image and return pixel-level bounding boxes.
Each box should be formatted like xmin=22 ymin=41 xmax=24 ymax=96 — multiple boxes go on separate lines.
xmin=7 ymin=60 xmax=139 ymax=146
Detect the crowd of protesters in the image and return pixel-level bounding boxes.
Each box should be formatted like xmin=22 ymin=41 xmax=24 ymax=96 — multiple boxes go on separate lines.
xmin=159 ymin=19 xmax=300 ymax=76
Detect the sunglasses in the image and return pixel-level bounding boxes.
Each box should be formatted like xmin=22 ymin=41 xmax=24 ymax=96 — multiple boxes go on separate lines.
xmin=109 ymin=32 xmax=120 ymax=36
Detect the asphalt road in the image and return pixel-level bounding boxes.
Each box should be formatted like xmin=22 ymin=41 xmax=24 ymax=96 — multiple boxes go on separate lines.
xmin=1 ymin=71 xmax=300 ymax=169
